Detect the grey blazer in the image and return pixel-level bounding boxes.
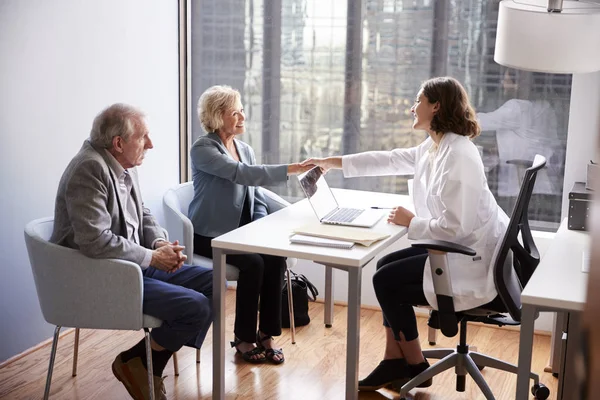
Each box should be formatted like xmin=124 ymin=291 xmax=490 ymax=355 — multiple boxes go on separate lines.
xmin=50 ymin=140 xmax=165 ymax=265
xmin=188 ymin=133 xmax=288 ymax=237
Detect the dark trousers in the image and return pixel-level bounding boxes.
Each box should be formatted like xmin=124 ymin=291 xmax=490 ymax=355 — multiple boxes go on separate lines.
xmin=373 ymin=247 xmax=429 ymax=342
xmin=142 ymin=264 xmax=213 ymax=352
xmin=194 ymin=234 xmax=286 ymax=343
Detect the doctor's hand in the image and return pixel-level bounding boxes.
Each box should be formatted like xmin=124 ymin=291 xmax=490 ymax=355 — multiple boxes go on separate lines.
xmin=300 ymin=156 xmax=342 ymax=172
xmin=287 ymin=163 xmax=316 ymax=175
xmin=387 ymin=206 xmax=415 ymax=227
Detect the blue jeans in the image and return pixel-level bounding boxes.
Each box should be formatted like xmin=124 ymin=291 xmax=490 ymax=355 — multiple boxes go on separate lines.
xmin=142 ymin=264 xmax=213 ymax=352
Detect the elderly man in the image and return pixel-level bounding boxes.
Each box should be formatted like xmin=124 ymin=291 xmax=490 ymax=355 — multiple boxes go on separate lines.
xmin=51 ymin=103 xmax=213 ymax=400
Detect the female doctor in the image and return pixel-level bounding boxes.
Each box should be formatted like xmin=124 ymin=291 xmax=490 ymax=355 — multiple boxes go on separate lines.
xmin=301 ymin=76 xmax=509 ymax=391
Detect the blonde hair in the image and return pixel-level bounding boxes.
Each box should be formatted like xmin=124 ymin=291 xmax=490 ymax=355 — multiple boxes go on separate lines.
xmin=90 ymin=103 xmax=145 ymax=149
xmin=197 ymin=85 xmax=241 ymax=133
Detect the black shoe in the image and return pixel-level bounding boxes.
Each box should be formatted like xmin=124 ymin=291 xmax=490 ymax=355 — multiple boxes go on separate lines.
xmin=358 ymin=358 xmax=409 ymax=391
xmin=391 ymin=360 xmax=433 ymax=391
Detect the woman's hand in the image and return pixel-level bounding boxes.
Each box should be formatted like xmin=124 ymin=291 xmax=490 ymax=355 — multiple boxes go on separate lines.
xmin=287 ymin=163 xmax=317 ymax=175
xmin=387 ymin=206 xmax=415 ymax=227
xmin=300 ymin=156 xmax=342 ymax=172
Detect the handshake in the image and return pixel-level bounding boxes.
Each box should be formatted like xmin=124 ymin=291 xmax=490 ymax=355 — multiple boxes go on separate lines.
xmin=287 ymin=157 xmax=339 ymax=176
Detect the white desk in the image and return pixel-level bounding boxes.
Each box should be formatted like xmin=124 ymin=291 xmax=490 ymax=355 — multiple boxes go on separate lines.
xmin=211 ymin=188 xmax=411 ymax=400
xmin=516 ymin=219 xmax=589 ymax=400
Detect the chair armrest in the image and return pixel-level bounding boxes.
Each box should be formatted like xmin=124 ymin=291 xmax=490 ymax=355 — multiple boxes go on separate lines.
xmin=163 ymin=191 xmax=195 ymax=256
xmin=261 ymin=187 xmax=291 ymax=213
xmin=411 ymin=239 xmax=475 ymax=256
xmin=410 ymin=240 xmax=476 ymax=338
xmin=26 ymin=239 xmax=145 ymax=330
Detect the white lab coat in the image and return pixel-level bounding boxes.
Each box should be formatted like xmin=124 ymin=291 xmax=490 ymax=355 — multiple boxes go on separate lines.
xmin=342 ymin=132 xmax=510 ymax=311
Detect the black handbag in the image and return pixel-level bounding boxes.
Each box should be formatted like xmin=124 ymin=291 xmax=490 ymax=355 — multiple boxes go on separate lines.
xmin=281 ymin=271 xmax=318 ymax=328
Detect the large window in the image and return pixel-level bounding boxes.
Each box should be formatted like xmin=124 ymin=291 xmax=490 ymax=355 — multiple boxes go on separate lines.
xmin=189 ymin=0 xmax=571 ymax=231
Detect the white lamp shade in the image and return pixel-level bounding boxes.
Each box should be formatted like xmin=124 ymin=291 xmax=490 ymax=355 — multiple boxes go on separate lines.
xmin=494 ymin=0 xmax=600 ymax=74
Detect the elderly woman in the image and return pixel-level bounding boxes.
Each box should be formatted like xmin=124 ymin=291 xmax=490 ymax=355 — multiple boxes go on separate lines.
xmin=302 ymin=77 xmax=510 ymax=391
xmin=189 ymin=85 xmax=312 ymax=364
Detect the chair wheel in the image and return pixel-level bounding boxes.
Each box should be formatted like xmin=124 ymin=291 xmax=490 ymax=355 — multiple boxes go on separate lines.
xmin=531 ymin=383 xmax=550 ymax=400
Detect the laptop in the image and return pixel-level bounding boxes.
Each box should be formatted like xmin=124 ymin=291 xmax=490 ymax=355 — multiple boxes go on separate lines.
xmin=297 ymin=167 xmax=385 ymax=228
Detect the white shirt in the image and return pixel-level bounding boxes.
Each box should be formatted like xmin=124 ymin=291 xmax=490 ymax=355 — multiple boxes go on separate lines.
xmin=342 ymin=133 xmax=511 ymax=311
xmin=104 ymin=150 xmax=154 ymax=268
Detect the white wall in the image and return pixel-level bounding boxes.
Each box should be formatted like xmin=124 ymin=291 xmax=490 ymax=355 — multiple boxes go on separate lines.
xmin=0 ymin=0 xmax=180 ymax=362
xmin=562 ymin=72 xmax=600 ymax=218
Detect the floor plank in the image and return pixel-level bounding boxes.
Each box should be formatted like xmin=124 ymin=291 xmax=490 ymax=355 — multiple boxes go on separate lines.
xmin=0 ymin=290 xmax=557 ymax=399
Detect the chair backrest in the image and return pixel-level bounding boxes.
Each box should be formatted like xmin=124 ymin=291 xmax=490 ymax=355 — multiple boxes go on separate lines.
xmin=163 ymin=182 xmax=196 ymax=254
xmin=492 ymin=154 xmax=547 ymax=322
xmin=24 ymin=217 xmax=146 ymax=329
xmin=165 ymin=181 xmax=195 ymax=217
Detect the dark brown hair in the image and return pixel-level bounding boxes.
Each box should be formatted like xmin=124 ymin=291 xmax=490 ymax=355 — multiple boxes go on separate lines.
xmin=421 ymin=77 xmax=480 ymax=138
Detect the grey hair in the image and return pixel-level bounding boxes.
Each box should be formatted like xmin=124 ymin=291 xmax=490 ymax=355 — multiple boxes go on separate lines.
xmin=89 ymin=103 xmax=146 ymax=149
xmin=197 ymin=85 xmax=240 ymax=133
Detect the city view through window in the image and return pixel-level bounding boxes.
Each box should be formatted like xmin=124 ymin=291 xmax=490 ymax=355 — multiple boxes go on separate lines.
xmin=190 ymin=0 xmax=571 ymax=231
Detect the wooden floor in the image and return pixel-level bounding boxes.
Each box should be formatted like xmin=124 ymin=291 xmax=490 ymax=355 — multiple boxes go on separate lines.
xmin=0 ymin=290 xmax=557 ymax=400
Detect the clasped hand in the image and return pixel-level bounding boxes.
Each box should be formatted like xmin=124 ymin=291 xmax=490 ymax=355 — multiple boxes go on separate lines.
xmin=151 ymin=240 xmax=187 ymax=273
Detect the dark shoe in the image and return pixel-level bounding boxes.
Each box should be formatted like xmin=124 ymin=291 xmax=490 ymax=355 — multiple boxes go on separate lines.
xmin=256 ymin=332 xmax=285 ymax=365
xmin=230 ymin=337 xmax=266 ymax=363
xmin=391 ymin=360 xmax=433 ymax=391
xmin=111 ymin=353 xmax=167 ymax=400
xmin=358 ymin=358 xmax=409 ymax=391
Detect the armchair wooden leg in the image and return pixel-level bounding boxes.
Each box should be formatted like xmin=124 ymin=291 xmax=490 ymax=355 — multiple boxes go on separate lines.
xmin=286 ymin=269 xmax=296 ymax=344
xmin=173 ymin=352 xmax=179 ymax=376
xmin=44 ymin=326 xmax=62 ymax=400
xmin=144 ymin=328 xmax=155 ymax=400
xmin=428 ymin=326 xmax=437 ymax=345
xmin=72 ymin=328 xmax=80 ymax=377
xmin=196 ymin=348 xmax=201 ymax=363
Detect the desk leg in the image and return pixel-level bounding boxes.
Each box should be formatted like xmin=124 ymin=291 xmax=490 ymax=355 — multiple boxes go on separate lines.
xmin=516 ymin=304 xmax=536 ymax=400
xmin=345 ymin=267 xmax=362 ymax=400
xmin=561 ymin=312 xmax=582 ymax=400
xmin=550 ymin=311 xmax=567 ymax=374
xmin=212 ymin=249 xmax=226 ymax=400
xmin=324 ymin=266 xmax=334 ymax=328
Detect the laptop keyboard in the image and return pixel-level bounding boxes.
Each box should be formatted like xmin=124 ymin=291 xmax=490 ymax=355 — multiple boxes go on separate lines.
xmin=326 ymin=208 xmax=364 ymax=223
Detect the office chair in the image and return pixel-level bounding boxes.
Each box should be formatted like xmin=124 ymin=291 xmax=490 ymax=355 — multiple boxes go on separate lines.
xmin=397 ymin=155 xmax=550 ymax=400
xmin=163 ymin=182 xmax=300 ymax=345
xmin=24 ymin=217 xmax=177 ymax=400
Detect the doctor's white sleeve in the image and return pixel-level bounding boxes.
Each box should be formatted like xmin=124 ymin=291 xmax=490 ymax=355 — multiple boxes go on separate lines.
xmin=342 ymin=146 xmax=419 ymax=177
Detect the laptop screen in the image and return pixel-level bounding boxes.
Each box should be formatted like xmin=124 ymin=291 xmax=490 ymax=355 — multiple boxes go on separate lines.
xmin=298 ymin=167 xmax=339 ymax=220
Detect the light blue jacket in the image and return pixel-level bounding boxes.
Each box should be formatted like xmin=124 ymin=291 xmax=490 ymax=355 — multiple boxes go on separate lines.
xmin=188 ymin=133 xmax=288 ymax=237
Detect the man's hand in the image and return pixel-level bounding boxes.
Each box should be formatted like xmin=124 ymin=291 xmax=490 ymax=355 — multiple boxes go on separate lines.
xmin=151 ymin=240 xmax=186 ymax=273
xmin=387 ymin=206 xmax=415 ymax=227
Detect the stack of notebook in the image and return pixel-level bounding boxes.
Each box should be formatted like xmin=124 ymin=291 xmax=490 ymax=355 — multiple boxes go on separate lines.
xmin=289 ymin=223 xmax=391 ymax=249
xmin=289 ymin=234 xmax=355 ymax=249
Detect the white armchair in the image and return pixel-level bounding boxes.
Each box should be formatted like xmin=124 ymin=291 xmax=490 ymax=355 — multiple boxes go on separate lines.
xmin=24 ymin=217 xmax=175 ymax=400
xmin=162 ymin=182 xmax=298 ymax=346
